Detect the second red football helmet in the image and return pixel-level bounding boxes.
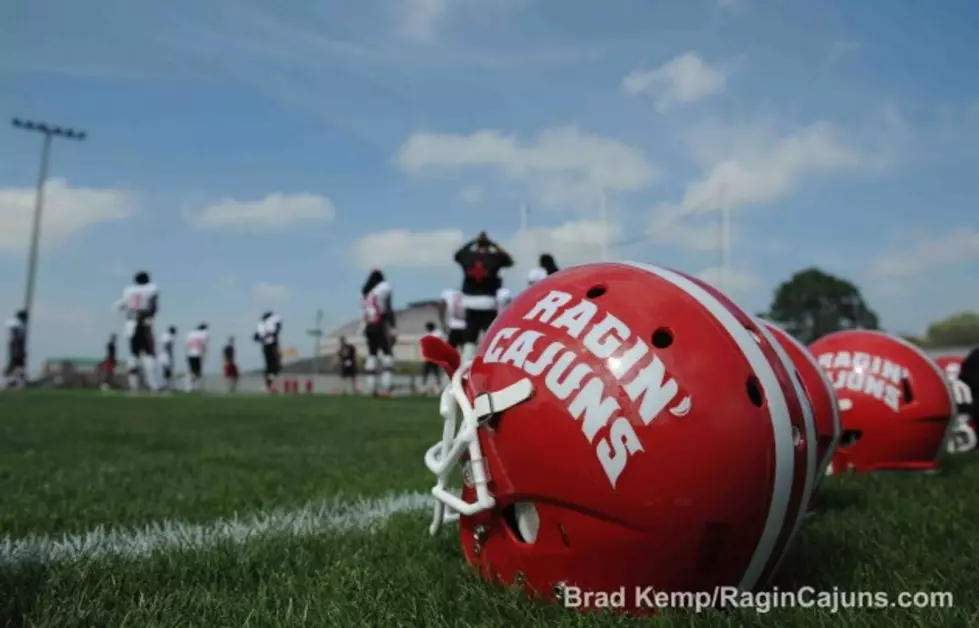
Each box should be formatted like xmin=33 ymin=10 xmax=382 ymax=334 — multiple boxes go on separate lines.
xmin=809 ymin=330 xmax=955 ymax=474
xmin=760 ymin=321 xmax=842 ymax=482
xmin=421 ymin=262 xmax=815 ymax=614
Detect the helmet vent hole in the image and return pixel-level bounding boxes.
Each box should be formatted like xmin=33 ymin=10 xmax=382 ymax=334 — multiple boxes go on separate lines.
xmin=501 ymin=502 xmax=539 ymax=544
xmin=651 ymin=328 xmax=674 ymax=349
xmin=746 ymin=376 xmax=764 ymax=407
xmin=901 ymin=378 xmax=914 ymax=404
xmin=585 ymin=284 xmax=607 ymax=299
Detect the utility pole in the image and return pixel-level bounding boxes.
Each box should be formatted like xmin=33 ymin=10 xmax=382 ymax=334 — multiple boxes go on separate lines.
xmin=307 ymin=309 xmax=324 ymax=374
xmin=11 ymin=118 xmax=87 ymax=376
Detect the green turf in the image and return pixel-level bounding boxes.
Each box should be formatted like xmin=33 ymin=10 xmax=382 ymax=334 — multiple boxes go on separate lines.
xmin=1 ymin=392 xmax=977 ymax=627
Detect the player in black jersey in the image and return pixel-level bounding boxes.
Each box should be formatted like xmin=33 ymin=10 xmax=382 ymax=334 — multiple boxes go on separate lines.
xmin=453 ymin=230 xmax=514 ymax=362
xmin=4 ymin=309 xmax=28 ymax=390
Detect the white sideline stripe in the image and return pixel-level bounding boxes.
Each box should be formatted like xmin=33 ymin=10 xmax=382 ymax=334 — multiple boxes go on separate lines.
xmin=0 ymin=491 xmax=433 ymax=569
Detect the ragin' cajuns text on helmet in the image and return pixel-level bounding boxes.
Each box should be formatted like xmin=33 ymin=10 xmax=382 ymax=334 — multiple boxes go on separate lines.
xmin=810 ymin=330 xmax=956 ymax=474
xmin=420 ymin=262 xmax=817 ymax=615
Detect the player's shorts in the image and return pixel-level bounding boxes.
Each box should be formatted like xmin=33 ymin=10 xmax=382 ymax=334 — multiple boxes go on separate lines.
xmin=464 ymin=308 xmax=497 ymax=344
xmin=7 ymin=343 xmax=26 ymax=372
xmin=224 ymin=362 xmax=239 ymax=379
xmin=341 ymin=365 xmax=357 ymax=379
xmin=364 ymin=323 xmax=393 ymax=356
xmin=447 ymin=327 xmax=466 ymax=349
xmin=128 ymin=324 xmax=156 ymax=357
xmin=422 ymin=361 xmax=441 ymax=379
xmin=102 ymin=358 xmax=116 ymax=376
xmin=263 ymin=345 xmax=281 ymax=376
xmin=187 ymin=356 xmax=202 ymax=378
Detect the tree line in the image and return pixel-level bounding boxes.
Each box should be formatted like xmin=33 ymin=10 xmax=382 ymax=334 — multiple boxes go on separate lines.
xmin=760 ymin=268 xmax=979 ymax=349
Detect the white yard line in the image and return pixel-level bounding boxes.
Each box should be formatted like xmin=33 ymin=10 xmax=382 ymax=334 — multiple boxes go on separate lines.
xmin=0 ymin=491 xmax=434 ymax=568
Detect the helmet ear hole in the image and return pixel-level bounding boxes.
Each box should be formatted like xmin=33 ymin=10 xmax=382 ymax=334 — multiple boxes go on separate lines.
xmin=585 ymin=284 xmax=607 ymax=299
xmin=839 ymin=429 xmax=862 ymax=448
xmin=901 ymin=377 xmax=914 ymax=404
xmin=501 ymin=501 xmax=539 ymax=544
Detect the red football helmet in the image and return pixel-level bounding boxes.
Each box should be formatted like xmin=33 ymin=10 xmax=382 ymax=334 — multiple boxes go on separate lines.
xmin=421 ymin=262 xmax=815 ymax=614
xmin=933 ymin=355 xmax=976 ymax=454
xmin=760 ymin=321 xmax=842 ymax=482
xmin=809 ymin=330 xmax=955 ymax=474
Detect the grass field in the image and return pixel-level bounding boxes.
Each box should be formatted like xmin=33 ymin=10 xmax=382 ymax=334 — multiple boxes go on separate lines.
xmin=1 ymin=392 xmax=977 ymax=627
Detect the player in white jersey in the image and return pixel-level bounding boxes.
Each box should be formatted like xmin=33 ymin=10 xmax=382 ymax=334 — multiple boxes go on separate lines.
xmin=361 ymin=269 xmax=396 ymax=396
xmin=419 ymin=321 xmax=446 ymax=395
xmin=184 ymin=323 xmax=209 ymax=392
xmin=112 ymin=270 xmax=162 ymax=394
xmin=253 ymin=311 xmax=282 ymax=393
xmin=158 ymin=326 xmax=176 ymax=390
xmin=496 ymin=287 xmax=512 ymax=311
xmin=439 ymin=288 xmax=467 ymax=349
xmin=527 ymin=252 xmax=559 ymax=285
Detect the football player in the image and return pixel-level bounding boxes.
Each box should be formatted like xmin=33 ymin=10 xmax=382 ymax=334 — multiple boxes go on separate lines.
xmin=3 ymin=309 xmax=27 ymax=390
xmin=223 ymin=336 xmax=239 ymax=393
xmin=361 ymin=269 xmax=396 ymax=397
xmin=419 ymin=321 xmax=446 ymax=395
xmin=185 ymin=323 xmax=209 ymax=392
xmin=100 ymin=332 xmax=117 ymax=392
xmin=253 ymin=311 xmax=282 ymax=393
xmin=453 ymin=230 xmax=514 ymax=362
xmin=113 ymin=270 xmax=162 ymax=394
xmin=439 ymin=288 xmax=467 ymax=350
xmin=158 ymin=325 xmax=176 ymax=390
xmin=337 ymin=336 xmax=358 ymax=395
xmin=527 ymin=252 xmax=559 ymax=285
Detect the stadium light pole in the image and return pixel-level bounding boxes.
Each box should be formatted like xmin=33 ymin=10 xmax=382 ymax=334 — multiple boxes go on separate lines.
xmin=11 ymin=117 xmax=87 ymax=375
xmin=307 ymin=308 xmax=324 ymax=375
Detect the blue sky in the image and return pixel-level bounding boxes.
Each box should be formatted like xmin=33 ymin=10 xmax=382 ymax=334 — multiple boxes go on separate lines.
xmin=2 ymin=0 xmax=978 ymax=371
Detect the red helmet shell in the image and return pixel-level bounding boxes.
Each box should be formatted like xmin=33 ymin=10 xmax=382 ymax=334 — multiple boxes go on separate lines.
xmin=451 ymin=262 xmax=813 ymax=613
xmin=809 ymin=330 xmax=955 ymax=473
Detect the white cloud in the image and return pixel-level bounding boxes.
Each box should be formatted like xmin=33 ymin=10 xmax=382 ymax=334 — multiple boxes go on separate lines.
xmin=351 ymin=228 xmax=466 ymax=269
xmin=397 ymin=0 xmax=449 ymax=42
xmin=677 ymin=120 xmax=871 ymax=215
xmin=505 ymin=218 xmax=623 ymax=279
xmin=643 ymin=118 xmax=887 ymax=252
xmin=396 ymin=126 xmax=658 ymax=209
xmin=0 ymin=178 xmax=136 ymax=253
xmin=695 ymin=265 xmax=760 ymax=295
xmin=645 ymin=207 xmax=725 ymax=252
xmin=251 ymin=282 xmax=291 ymax=303
xmin=186 ymin=192 xmax=336 ymax=231
xmin=621 ymin=52 xmax=727 ymax=112
xmin=458 ymin=185 xmax=484 ymax=203
xmin=867 ymin=228 xmax=979 ymax=280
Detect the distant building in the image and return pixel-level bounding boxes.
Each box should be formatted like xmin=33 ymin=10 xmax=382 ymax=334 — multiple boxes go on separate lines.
xmin=317 ymin=299 xmax=442 ymax=364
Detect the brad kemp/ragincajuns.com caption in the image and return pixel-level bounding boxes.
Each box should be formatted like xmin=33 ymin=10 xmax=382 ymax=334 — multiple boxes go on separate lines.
xmin=558 ymin=585 xmax=954 ymax=614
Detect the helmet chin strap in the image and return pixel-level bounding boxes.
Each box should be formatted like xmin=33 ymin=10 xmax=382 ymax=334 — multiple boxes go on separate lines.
xmin=424 ymin=361 xmax=534 ymax=535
